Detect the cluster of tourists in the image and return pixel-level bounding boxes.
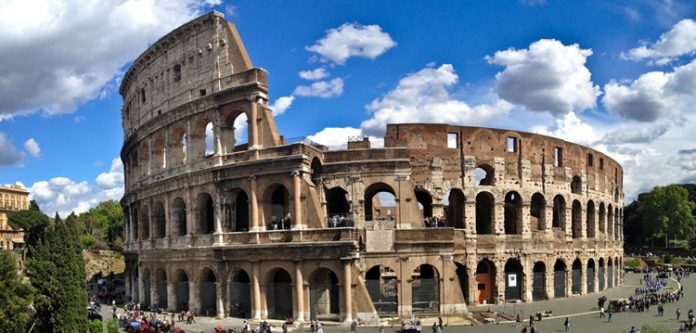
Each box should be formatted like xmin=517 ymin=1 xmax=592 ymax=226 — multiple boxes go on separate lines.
xmin=424 ymin=216 xmax=447 ymax=228
xmin=328 ymin=214 xmax=354 ymax=228
xmin=116 ymin=303 xmax=180 ymax=332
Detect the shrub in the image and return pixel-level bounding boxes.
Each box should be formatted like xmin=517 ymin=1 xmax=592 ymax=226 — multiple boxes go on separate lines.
xmin=89 ymin=319 xmax=103 ymax=333
xmin=106 ymin=318 xmax=119 ymax=333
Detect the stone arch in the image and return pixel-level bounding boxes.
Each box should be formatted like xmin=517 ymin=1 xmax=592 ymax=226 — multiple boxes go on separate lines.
xmin=586 ymin=200 xmax=596 ymax=238
xmin=311 ymin=157 xmax=322 ymax=187
xmin=532 ymin=261 xmax=546 ymax=301
xmin=445 ymin=189 xmax=465 ymax=229
xmin=554 ymin=259 xmax=567 ymax=298
xmin=607 ymin=204 xmax=614 ymax=239
xmin=222 ymin=110 xmax=250 ymax=153
xmin=156 ymin=268 xmax=168 ymax=309
xmin=152 ymin=134 xmax=166 ymax=171
xmin=414 ymin=187 xmax=434 ymax=221
xmin=587 ymin=258 xmax=595 ymax=292
xmin=530 ymin=192 xmax=546 ymax=230
xmin=267 ymin=184 xmax=291 ymax=230
xmin=154 ymin=201 xmax=166 ymax=238
xmin=231 ymin=189 xmax=249 ymax=232
xmin=475 ymin=259 xmax=496 ymax=304
xmin=504 ymin=191 xmax=522 ymax=234
xmin=504 ymin=258 xmax=523 ymax=301
xmin=598 ymin=258 xmax=605 ymax=290
xmin=140 ymin=142 xmax=150 ymax=178
xmin=552 ymin=195 xmax=566 ymax=229
xmin=204 ymin=122 xmax=215 ymax=157
xmin=412 ymin=264 xmax=440 ymax=314
xmin=169 ymin=126 xmax=187 ymax=166
xmin=191 ymin=116 xmax=214 ymax=161
xmin=326 ymin=187 xmax=351 ymax=227
xmin=572 ymin=200 xmax=582 ymax=238
xmin=141 ymin=205 xmax=150 ymax=240
xmin=364 ymin=182 xmax=397 ymax=223
xmin=365 ymin=265 xmax=398 ymax=315
xmin=571 ymin=258 xmax=582 ymax=294
xmin=599 ymin=202 xmax=606 ymax=234
xmin=142 ymin=268 xmax=151 ymax=307
xmin=475 ymin=164 xmax=494 ymax=186
xmin=309 ymin=267 xmax=340 ymax=319
xmin=199 ymin=267 xmax=217 ymax=316
xmin=454 ymin=263 xmax=469 ymax=305
xmin=172 ymin=197 xmax=187 ymax=236
xmin=476 ymin=191 xmax=494 ymax=234
xmin=266 ymin=268 xmax=293 ymax=319
xmin=571 ymin=176 xmax=582 ymax=195
xmin=196 ymin=192 xmax=215 ymax=234
xmin=607 ymin=257 xmax=614 ymax=288
xmin=228 ymin=269 xmax=251 ymax=318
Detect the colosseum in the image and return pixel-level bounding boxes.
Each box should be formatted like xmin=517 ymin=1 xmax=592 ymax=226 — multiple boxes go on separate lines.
xmin=120 ymin=11 xmax=624 ymax=322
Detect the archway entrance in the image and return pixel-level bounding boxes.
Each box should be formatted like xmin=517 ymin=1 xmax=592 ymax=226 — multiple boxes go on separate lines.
xmin=364 ymin=183 xmax=397 ymax=224
xmin=143 ymin=269 xmax=151 ymax=307
xmin=175 ymin=270 xmax=189 ymax=311
xmin=475 ymin=260 xmax=495 ymax=304
xmin=267 ymin=269 xmax=293 ymax=319
xmin=156 ymin=269 xmax=167 ymax=309
xmin=412 ymin=264 xmax=439 ymax=314
xmin=554 ymin=260 xmax=566 ymax=298
xmin=326 ymin=187 xmax=351 ymax=227
xmin=229 ymin=270 xmax=251 ymax=318
xmin=607 ymin=259 xmax=614 ymax=288
xmin=504 ymin=259 xmax=523 ymax=301
xmin=532 ymin=262 xmax=546 ymax=301
xmin=309 ymin=268 xmax=340 ymax=320
xmin=199 ymin=268 xmax=217 ymax=316
xmin=598 ymin=258 xmax=605 ymax=290
xmin=455 ymin=263 xmax=469 ymax=304
xmin=571 ymin=259 xmax=582 ymax=295
xmin=172 ymin=198 xmax=187 ymax=236
xmin=365 ymin=266 xmax=397 ymax=315
xmin=196 ymin=193 xmax=215 ymax=234
xmin=269 ymin=186 xmax=290 ymax=230
xmin=476 ymin=192 xmax=494 ymax=234
xmin=233 ymin=190 xmax=249 ymax=232
xmin=445 ymin=189 xmax=465 ymax=229
xmin=504 ymin=192 xmax=522 ymax=234
xmin=587 ymin=259 xmax=595 ymax=292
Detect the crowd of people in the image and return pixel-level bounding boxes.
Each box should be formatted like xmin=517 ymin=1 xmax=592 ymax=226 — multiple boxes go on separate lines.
xmin=328 ymin=214 xmax=354 ymax=228
xmin=424 ymin=216 xmax=447 ymax=228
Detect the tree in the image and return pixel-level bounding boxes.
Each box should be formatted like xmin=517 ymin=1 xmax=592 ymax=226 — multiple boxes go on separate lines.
xmin=640 ymin=185 xmax=696 ymax=246
xmin=75 ymin=200 xmax=124 ymax=251
xmin=0 ymin=250 xmax=34 ymax=333
xmin=7 ymin=207 xmax=50 ymax=252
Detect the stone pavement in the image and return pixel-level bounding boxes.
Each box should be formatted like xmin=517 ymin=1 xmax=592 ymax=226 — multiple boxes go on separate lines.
xmin=103 ymin=272 xmax=692 ymax=333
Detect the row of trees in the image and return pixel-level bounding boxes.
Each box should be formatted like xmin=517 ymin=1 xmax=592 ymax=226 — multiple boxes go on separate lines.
xmin=0 ymin=202 xmax=89 ymax=332
xmin=624 ymin=184 xmax=696 ymax=249
xmin=74 ymin=200 xmax=124 ymax=251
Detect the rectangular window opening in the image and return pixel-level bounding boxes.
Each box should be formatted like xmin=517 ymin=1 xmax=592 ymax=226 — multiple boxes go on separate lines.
xmin=173 ymin=64 xmax=181 ymax=82
xmin=200 ymin=89 xmax=207 ymax=97
xmin=507 ymin=137 xmax=518 ymax=152
xmin=587 ymin=153 xmax=594 ymax=167
xmin=554 ymin=147 xmax=563 ymax=167
xmin=600 ymin=158 xmax=605 ymax=170
xmin=447 ymin=133 xmax=458 ymax=149
xmin=140 ymin=88 xmax=146 ymax=104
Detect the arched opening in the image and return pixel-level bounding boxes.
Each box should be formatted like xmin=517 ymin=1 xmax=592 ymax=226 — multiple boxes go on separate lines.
xmin=169 ymin=127 xmax=187 ymax=166
xmin=572 ymin=200 xmax=582 ymax=238
xmin=196 ymin=193 xmax=215 ymax=235
xmin=326 ymin=187 xmax=351 ymax=227
xmin=530 ymin=193 xmax=546 ymax=230
xmin=554 ymin=260 xmax=566 ymax=298
xmin=586 ymin=201 xmax=596 ymax=238
xmin=607 ymin=204 xmax=614 ymax=239
xmin=365 ymin=266 xmax=397 ymax=315
xmin=587 ymin=259 xmax=595 ymax=293
xmin=204 ymin=122 xmax=215 ymax=157
xmin=607 ymin=258 xmax=614 ymax=288
xmin=476 ymin=192 xmax=494 ymax=234
xmin=364 ymin=183 xmax=396 ymax=224
xmin=571 ymin=259 xmax=582 ymax=294
xmin=156 ymin=269 xmax=167 ymax=309
xmin=222 ymin=112 xmax=249 ymax=153
xmin=143 ymin=269 xmax=151 ymax=307
xmin=504 ymin=259 xmax=523 ymax=301
xmin=504 ymin=191 xmax=522 ymax=234
xmin=132 ymin=269 xmax=140 ymax=302
xmin=141 ymin=205 xmax=150 ymax=240
xmin=229 ymin=270 xmax=251 ymax=319
xmin=309 ymin=268 xmax=340 ymax=320
xmin=614 ymin=189 xmax=619 ymax=202
xmin=415 ymin=188 xmax=434 ymax=222
xmin=571 ymin=176 xmax=582 ymax=194
xmin=475 ymin=259 xmax=495 ymax=304
xmin=267 ymin=269 xmax=293 ymax=319
xmin=172 ymin=198 xmax=187 ymax=236
xmin=175 ymin=270 xmax=189 ymax=312
xmin=598 ymin=258 xmax=605 ymax=290
xmin=140 ymin=143 xmax=150 ymax=178
xmin=153 ymin=135 xmax=166 ymax=171
xmin=233 ymin=190 xmax=249 ymax=232
xmin=614 ymin=208 xmax=619 ymax=241
xmin=455 ymin=263 xmax=469 ymax=305
xmin=599 ymin=203 xmax=606 ymax=234
xmin=269 ymin=185 xmax=291 ymax=230
xmin=532 ymin=262 xmax=546 ymax=301
xmin=199 ymin=268 xmax=217 ymax=316
xmin=445 ymin=189 xmax=465 ymax=229
xmin=131 ymin=206 xmax=139 ymax=241
xmin=311 ymin=157 xmax=322 ymax=187
xmin=552 ymin=195 xmax=566 ymax=229
xmin=475 ymin=164 xmax=494 ymax=185
xmin=154 ymin=201 xmax=166 ymax=239
xmin=412 ymin=264 xmax=440 ymax=314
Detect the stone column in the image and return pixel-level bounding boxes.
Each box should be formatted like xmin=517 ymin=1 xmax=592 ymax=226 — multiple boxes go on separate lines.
xmin=521 ymin=202 xmax=532 ymax=238
xmin=565 ymin=267 xmax=572 ymax=298
xmin=564 ymin=205 xmax=572 ymax=240
xmin=167 ymin=280 xmax=176 ymax=312
xmin=216 ymin=282 xmax=225 ymax=319
xmin=251 ymin=262 xmax=262 ymax=319
xmin=579 ymin=206 xmax=587 ymax=239
xmin=467 ymin=265 xmax=478 ymax=305
xmin=214 ymin=110 xmax=223 ymax=157
xmin=125 ymin=266 xmax=132 ymax=302
xmin=214 ymin=189 xmax=224 ymax=245
xmin=163 ymin=128 xmax=169 ymax=169
xmin=464 ymin=200 xmax=476 ymax=235
xmin=292 ymin=171 xmax=305 ymax=229
xmin=164 ymin=196 xmax=171 ymax=247
xmin=294 ymin=262 xmax=305 ymax=321
xmin=342 ymin=260 xmax=353 ymax=322
xmin=545 ymin=261 xmax=555 ymax=300
xmin=523 ymin=258 xmax=533 ymax=302
xmin=494 ymin=202 xmax=505 ymax=235
xmin=185 ymin=188 xmax=194 ymax=241
xmin=185 ymin=119 xmax=193 ymax=165
xmin=580 ymin=260 xmax=587 ymax=295
xmin=138 ymin=265 xmax=145 ymax=304
xmin=151 ymin=274 xmax=159 ymax=309
xmin=249 ymin=176 xmax=261 ymax=232
xmin=249 ymin=99 xmax=259 ymax=149
xmin=189 ymin=280 xmax=200 ymax=314
xmin=592 ymin=262 xmax=599 ymax=293
xmin=495 ymin=260 xmax=505 ymax=304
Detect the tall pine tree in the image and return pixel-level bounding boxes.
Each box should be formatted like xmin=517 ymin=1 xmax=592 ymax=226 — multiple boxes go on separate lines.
xmin=0 ymin=250 xmax=34 ymax=333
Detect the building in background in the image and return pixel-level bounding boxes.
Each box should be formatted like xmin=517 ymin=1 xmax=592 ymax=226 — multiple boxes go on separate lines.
xmin=0 ymin=184 xmax=29 ymax=251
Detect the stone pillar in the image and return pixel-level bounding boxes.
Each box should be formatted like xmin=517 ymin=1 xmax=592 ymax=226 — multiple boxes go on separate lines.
xmin=579 ymin=206 xmax=587 ymax=239
xmin=185 ymin=188 xmax=194 ymax=238
xmin=580 ymin=260 xmax=587 ymax=295
xmin=292 ymin=171 xmax=305 ymax=229
xmin=467 ymin=265 xmax=478 ymax=305
xmin=214 ymin=189 xmax=224 ymax=245
xmin=249 ymin=176 xmax=261 ymax=232
xmin=216 ymin=282 xmax=225 ymax=319
xmin=251 ymin=262 xmax=262 ymax=319
xmin=125 ymin=266 xmax=132 ymax=302
xmin=214 ymin=111 xmax=223 ymax=157
xmin=249 ymin=99 xmax=259 ymax=149
xmin=564 ymin=205 xmax=572 ymax=239
xmin=294 ymin=262 xmax=305 ymax=321
xmin=186 ymin=119 xmax=193 ymax=165
xmin=151 ymin=274 xmax=159 ymax=309
xmin=592 ymin=262 xmax=599 ymax=293
xmin=163 ymin=128 xmax=169 ymax=169
xmin=521 ymin=202 xmax=532 ymax=238
xmin=342 ymin=260 xmax=353 ymax=322
xmin=495 ymin=260 xmax=505 ymax=304
xmin=138 ymin=265 xmax=145 ymax=304
xmin=494 ymin=202 xmax=505 ymax=235
xmin=565 ymin=267 xmax=572 ymax=298
xmin=464 ymin=200 xmax=476 ymax=235
xmin=523 ymin=258 xmax=533 ymax=302
xmin=545 ymin=261 xmax=554 ymax=300
xmin=398 ymin=259 xmax=413 ymax=316
xmin=167 ymin=280 xmax=176 ymax=312
xmin=189 ymin=280 xmax=200 ymax=314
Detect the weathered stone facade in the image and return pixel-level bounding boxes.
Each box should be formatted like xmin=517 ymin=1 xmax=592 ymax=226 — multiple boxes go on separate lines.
xmin=0 ymin=184 xmax=28 ymax=251
xmin=120 ymin=12 xmax=624 ymax=322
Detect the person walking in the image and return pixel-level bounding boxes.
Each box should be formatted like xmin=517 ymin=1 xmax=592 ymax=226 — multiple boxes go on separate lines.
xmin=677 ymin=308 xmax=682 ymax=320
xmin=563 ymin=317 xmax=570 ymax=331
xmin=608 ymin=310 xmax=613 ymax=323
xmin=599 ymin=307 xmax=605 ymax=318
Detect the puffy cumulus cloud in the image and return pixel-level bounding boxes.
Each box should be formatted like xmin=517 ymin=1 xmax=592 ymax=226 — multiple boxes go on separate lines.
xmin=0 ymin=0 xmax=215 ymax=119
xmin=669 ymin=148 xmax=696 ymax=170
xmin=532 ymin=112 xmax=599 ymax=146
xmin=0 ymin=132 xmax=24 ymax=166
xmin=306 ymin=23 xmax=396 ymax=65
xmin=307 ymin=127 xmax=363 ymax=147
xmin=268 ymin=96 xmax=295 ymax=116
xmin=23 ymin=138 xmax=40 ymax=158
xmin=360 ymin=64 xmax=512 ymax=136
xmin=603 ymin=59 xmax=696 ymax=122
xmin=293 ymin=78 xmax=344 ymax=98
xmin=598 ymin=122 xmax=671 ymax=145
xmin=486 ymin=39 xmax=600 ymax=116
xmin=299 ymin=68 xmax=330 ymax=80
xmin=29 ymin=158 xmax=124 ymax=217
xmin=623 ymin=19 xmax=696 ymax=65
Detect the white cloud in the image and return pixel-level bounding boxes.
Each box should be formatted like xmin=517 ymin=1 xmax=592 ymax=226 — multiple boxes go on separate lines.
xmin=307 ymin=127 xmax=363 ymax=147
xmin=293 ymin=78 xmax=344 ymax=98
xmin=0 ymin=0 xmax=215 ymax=119
xmin=0 ymin=132 xmax=24 ymax=166
xmin=623 ymin=19 xmax=696 ymax=64
xmin=299 ymin=68 xmax=330 ymax=80
xmin=360 ymin=64 xmax=512 ymax=136
xmin=268 ymin=96 xmax=295 ymax=116
xmin=23 ymin=138 xmax=40 ymax=158
xmin=670 ymin=148 xmax=696 ymax=171
xmin=306 ymin=23 xmax=396 ymax=65
xmin=532 ymin=112 xmax=599 ymax=146
xmin=599 ymin=122 xmax=671 ymax=145
xmin=486 ymin=39 xmax=600 ymax=116
xmin=95 ymin=158 xmax=124 ymax=189
xmin=603 ymin=58 xmax=696 ymax=122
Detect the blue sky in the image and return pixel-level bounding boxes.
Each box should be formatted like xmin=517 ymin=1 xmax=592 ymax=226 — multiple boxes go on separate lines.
xmin=1 ymin=0 xmax=695 ymax=216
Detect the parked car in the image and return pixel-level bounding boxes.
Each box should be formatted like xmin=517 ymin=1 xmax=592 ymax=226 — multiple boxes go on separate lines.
xmin=87 ymin=307 xmax=103 ymax=321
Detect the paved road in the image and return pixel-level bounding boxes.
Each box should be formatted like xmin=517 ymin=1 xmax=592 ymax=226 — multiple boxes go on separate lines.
xmin=102 ymin=271 xmax=692 ymax=333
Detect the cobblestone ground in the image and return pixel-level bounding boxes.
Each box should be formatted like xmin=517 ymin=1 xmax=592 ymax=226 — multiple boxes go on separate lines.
xmin=103 ymin=271 xmax=693 ymax=333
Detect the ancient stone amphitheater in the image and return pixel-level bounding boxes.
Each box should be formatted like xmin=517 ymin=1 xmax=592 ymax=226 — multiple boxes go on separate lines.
xmin=121 ymin=12 xmax=624 ymax=322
